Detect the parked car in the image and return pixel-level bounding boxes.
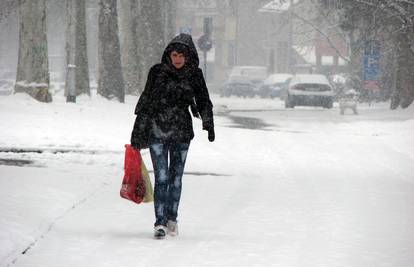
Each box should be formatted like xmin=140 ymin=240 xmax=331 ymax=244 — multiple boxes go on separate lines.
xmin=213 ymin=104 xmax=230 ymax=115
xmin=220 ymin=66 xmax=267 ymax=98
xmin=258 ymin=73 xmax=292 ymax=98
xmin=0 ymin=79 xmax=14 ymax=96
xmin=285 ymin=74 xmax=334 ymax=109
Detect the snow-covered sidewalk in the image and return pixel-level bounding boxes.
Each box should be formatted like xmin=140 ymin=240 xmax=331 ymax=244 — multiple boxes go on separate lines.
xmin=1 ymin=92 xmax=413 ymax=266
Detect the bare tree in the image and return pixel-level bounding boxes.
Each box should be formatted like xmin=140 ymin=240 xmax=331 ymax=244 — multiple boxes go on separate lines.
xmin=75 ymin=0 xmax=90 ymax=96
xmin=66 ymin=0 xmax=77 ymax=101
xmin=15 ymin=0 xmax=52 ymax=102
xmin=65 ymin=0 xmax=90 ymax=102
xmin=0 ymin=0 xmax=20 ymax=23
xmin=392 ymin=27 xmax=414 ymax=109
xmin=139 ymin=0 xmax=165 ymax=74
xmin=162 ymin=0 xmax=177 ymax=44
xmin=98 ymin=0 xmax=125 ymax=102
xmin=119 ymin=0 xmax=177 ymax=95
xmin=315 ymin=0 xmax=414 ymax=108
xmin=120 ymin=0 xmax=141 ymax=95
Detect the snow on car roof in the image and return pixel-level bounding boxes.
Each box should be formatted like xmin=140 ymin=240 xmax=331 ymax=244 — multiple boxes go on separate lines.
xmin=290 ymin=74 xmax=331 ymax=86
xmin=229 ymin=66 xmax=268 ymax=81
xmin=231 ymin=65 xmax=267 ymax=70
xmin=264 ymin=73 xmax=293 ymax=85
xmin=227 ymin=75 xmax=254 ymax=83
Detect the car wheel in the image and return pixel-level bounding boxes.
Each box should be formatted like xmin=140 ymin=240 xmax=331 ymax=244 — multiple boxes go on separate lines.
xmin=324 ymin=99 xmax=333 ymax=109
xmin=285 ymin=96 xmax=295 ymax=108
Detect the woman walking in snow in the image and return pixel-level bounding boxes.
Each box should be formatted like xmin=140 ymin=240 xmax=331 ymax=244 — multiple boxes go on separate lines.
xmin=131 ymin=33 xmax=215 ymax=239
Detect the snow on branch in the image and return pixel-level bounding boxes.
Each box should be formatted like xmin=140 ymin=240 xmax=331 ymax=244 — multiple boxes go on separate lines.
xmin=292 ymin=12 xmax=350 ymax=63
xmin=356 ymin=0 xmax=414 ymax=26
xmin=16 ymin=81 xmax=48 ymax=89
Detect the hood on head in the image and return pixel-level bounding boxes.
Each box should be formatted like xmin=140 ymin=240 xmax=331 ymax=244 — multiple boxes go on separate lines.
xmin=161 ymin=33 xmax=199 ymax=70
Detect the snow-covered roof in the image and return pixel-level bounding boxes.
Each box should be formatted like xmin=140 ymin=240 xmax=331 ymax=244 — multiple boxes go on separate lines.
xmin=258 ymin=0 xmax=299 ymax=13
xmin=294 ymin=46 xmax=349 ymax=66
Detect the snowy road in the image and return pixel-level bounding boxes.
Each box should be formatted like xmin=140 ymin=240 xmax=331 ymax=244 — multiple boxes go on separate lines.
xmin=1 ymin=95 xmax=414 ymax=266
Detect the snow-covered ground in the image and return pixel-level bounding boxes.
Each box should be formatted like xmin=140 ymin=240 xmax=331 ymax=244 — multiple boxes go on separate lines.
xmin=1 ymin=91 xmax=413 ymax=267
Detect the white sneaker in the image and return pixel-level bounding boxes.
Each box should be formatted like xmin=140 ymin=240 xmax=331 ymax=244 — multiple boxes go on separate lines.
xmin=167 ymin=220 xmax=178 ymax=236
xmin=154 ymin=225 xmax=167 ymax=239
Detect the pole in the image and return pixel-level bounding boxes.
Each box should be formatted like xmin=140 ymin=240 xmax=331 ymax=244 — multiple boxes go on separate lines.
xmin=287 ymin=0 xmax=293 ymax=73
xmin=234 ymin=0 xmax=239 ymax=66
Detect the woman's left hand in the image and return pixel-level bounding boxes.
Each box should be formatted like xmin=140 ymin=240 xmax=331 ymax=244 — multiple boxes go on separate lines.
xmin=208 ymin=128 xmax=215 ymax=142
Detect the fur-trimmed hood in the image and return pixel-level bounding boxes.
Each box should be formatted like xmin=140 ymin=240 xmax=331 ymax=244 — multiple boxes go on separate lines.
xmin=161 ymin=33 xmax=199 ymax=71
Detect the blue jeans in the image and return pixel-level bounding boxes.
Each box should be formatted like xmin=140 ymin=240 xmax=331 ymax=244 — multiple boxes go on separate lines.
xmin=149 ymin=143 xmax=190 ymax=226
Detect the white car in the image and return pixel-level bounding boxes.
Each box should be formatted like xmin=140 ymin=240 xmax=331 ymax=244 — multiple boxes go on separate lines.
xmin=285 ymin=74 xmax=334 ymax=109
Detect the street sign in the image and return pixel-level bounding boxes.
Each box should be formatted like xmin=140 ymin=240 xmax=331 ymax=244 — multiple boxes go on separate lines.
xmin=203 ymin=17 xmax=213 ymax=37
xmin=363 ymin=56 xmax=380 ymax=79
xmin=363 ymin=40 xmax=381 ymax=90
xmin=197 ymin=34 xmax=212 ymax=52
xmin=364 ymin=40 xmax=380 ymax=56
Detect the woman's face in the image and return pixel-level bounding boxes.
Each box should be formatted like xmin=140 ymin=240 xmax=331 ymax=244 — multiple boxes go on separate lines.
xmin=170 ymin=51 xmax=186 ymax=69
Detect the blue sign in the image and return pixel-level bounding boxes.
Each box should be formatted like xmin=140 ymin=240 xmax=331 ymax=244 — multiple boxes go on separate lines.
xmin=363 ymin=55 xmax=380 ymax=80
xmin=363 ymin=40 xmax=381 ymax=90
xmin=364 ymin=40 xmax=380 ymax=56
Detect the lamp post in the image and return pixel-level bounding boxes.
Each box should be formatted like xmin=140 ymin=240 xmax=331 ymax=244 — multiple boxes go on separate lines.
xmin=197 ymin=17 xmax=213 ymax=80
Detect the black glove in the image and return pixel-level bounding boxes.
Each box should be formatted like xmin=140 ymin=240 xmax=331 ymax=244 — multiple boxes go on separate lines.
xmin=208 ymin=128 xmax=215 ymax=142
xmin=131 ymin=142 xmax=140 ymax=150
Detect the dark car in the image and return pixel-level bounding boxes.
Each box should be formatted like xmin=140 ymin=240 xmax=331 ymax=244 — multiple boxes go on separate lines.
xmin=258 ymin=73 xmax=293 ymax=98
xmin=221 ymin=76 xmax=256 ymax=98
xmin=220 ymin=66 xmax=267 ymax=98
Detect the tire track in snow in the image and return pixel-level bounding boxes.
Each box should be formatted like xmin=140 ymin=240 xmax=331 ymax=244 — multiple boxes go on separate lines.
xmin=7 ymin=181 xmax=110 ymax=266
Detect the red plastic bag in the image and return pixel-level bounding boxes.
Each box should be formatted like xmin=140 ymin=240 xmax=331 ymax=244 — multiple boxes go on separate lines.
xmin=120 ymin=144 xmax=146 ymax=204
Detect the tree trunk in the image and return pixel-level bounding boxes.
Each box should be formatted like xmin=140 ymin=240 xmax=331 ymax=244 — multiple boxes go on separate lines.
xmin=140 ymin=0 xmax=164 ymax=75
xmin=65 ymin=0 xmax=76 ymax=102
xmin=75 ymin=0 xmax=90 ymax=96
xmin=392 ymin=31 xmax=414 ymax=109
xmin=120 ymin=0 xmax=141 ymax=95
xmin=162 ymin=0 xmax=177 ymax=44
xmin=15 ymin=0 xmax=52 ymax=102
xmin=98 ymin=0 xmax=125 ymax=102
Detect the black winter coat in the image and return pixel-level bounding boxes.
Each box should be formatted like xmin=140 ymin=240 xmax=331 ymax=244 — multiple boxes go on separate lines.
xmin=131 ymin=34 xmax=214 ymax=148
